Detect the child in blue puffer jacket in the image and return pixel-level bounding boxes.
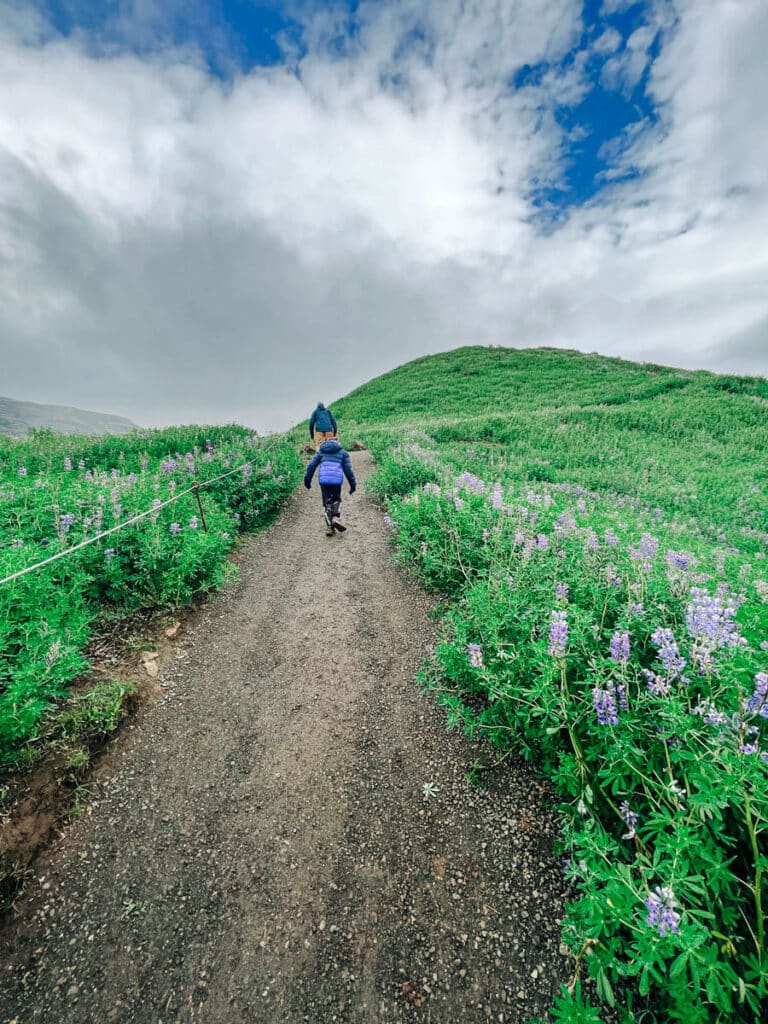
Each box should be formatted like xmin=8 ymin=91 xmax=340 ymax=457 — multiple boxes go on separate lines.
xmin=304 ymin=438 xmax=357 ymax=535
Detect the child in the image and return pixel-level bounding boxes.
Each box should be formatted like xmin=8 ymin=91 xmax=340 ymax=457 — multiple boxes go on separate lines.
xmin=304 ymin=437 xmax=356 ymax=535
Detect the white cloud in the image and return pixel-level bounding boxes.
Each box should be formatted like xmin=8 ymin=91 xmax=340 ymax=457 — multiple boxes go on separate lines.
xmin=0 ymin=0 xmax=767 ymax=431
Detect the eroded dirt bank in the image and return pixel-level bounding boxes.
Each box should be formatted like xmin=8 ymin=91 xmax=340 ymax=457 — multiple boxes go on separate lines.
xmin=1 ymin=452 xmax=572 ymax=1024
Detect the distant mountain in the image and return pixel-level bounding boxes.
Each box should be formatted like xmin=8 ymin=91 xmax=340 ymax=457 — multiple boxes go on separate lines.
xmin=0 ymin=396 xmax=137 ymax=437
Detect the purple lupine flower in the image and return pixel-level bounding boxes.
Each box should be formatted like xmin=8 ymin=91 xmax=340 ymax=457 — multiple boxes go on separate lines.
xmin=169 ymin=522 xmax=182 ymax=535
xmin=161 ymin=459 xmax=178 ymax=474
xmin=186 ymin=453 xmax=195 ymax=474
xmin=629 ymin=533 xmax=659 ymax=571
xmin=610 ymin=631 xmax=630 ymax=666
xmin=18 ymin=467 xmax=27 ymax=477
xmin=651 ymin=628 xmax=686 ymax=678
xmin=692 ymin=699 xmax=729 ymax=727
xmin=548 ymin=610 xmax=568 ymax=658
xmin=59 ymin=513 xmax=74 ymax=533
xmin=741 ymin=742 xmax=760 ymax=755
xmin=453 ymin=496 xmax=464 ymax=510
xmin=491 ymin=483 xmax=503 ymax=510
xmin=666 ymin=550 xmax=693 ymax=571
xmin=612 ymin=682 xmax=628 ymax=710
xmin=581 ymin=531 xmax=599 ymax=553
xmin=745 ymin=673 xmax=768 ymax=718
xmin=577 ymin=499 xmax=587 ymax=514
xmin=645 ymin=886 xmax=681 ymax=937
xmin=643 ymin=668 xmax=671 ymax=697
xmin=169 ymin=481 xmax=176 ymax=494
xmin=620 ymin=801 xmax=639 ymax=839
xmin=420 ymin=541 xmax=428 ymax=557
xmin=423 ymin=482 xmax=441 ymax=497
xmin=605 ymin=566 xmax=622 ymax=588
xmin=686 ymin=587 xmax=743 ymax=650
xmin=467 ymin=643 xmax=484 ymax=669
xmin=140 ymin=458 xmax=148 ymax=472
xmin=189 ymin=516 xmax=199 ymax=530
xmin=593 ymin=687 xmax=619 ymax=726
xmin=457 ymin=472 xmax=484 ymax=495
xmin=537 ymin=534 xmax=549 ymax=550
xmin=104 ymin=548 xmax=116 ymax=562
xmin=604 ymin=528 xmax=618 ymax=548
xmin=556 ymin=582 xmax=569 ymax=601
xmin=78 ymin=459 xmax=86 ymax=470
xmin=241 ymin=464 xmax=252 ymax=485
xmin=63 ymin=457 xmax=72 ymax=471
xmin=383 ymin=514 xmax=395 ymax=529
xmin=554 ymin=511 xmax=577 ymax=534
xmin=85 ymin=469 xmax=93 ymax=482
xmin=150 ymin=498 xmax=162 ymax=522
xmin=11 ymin=538 xmax=23 ymax=548
xmin=111 ymin=468 xmax=119 ymax=480
xmin=205 ymin=439 xmax=214 ymax=452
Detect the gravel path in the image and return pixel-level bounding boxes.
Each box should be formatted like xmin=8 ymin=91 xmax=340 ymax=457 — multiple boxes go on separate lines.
xmin=0 ymin=452 xmax=573 ymax=1024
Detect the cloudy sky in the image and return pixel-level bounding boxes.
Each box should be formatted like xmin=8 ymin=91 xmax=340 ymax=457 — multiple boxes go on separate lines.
xmin=1 ymin=0 xmax=767 ymax=430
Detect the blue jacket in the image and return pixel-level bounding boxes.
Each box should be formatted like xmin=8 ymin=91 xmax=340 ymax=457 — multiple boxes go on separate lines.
xmin=309 ymin=403 xmax=337 ymax=438
xmin=304 ymin=439 xmax=356 ymax=490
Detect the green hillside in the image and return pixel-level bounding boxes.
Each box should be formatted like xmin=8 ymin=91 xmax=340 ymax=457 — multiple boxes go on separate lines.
xmin=334 ymin=346 xmax=768 ymax=1024
xmin=335 ymin=345 xmax=768 ymax=544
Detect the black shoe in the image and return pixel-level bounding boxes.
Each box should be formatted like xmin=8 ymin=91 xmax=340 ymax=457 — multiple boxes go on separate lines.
xmin=332 ymin=520 xmax=347 ymax=532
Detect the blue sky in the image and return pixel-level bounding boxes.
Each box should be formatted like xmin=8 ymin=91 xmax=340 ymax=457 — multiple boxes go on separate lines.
xmin=1 ymin=0 xmax=767 ymax=427
xmin=33 ymin=0 xmax=669 ymax=212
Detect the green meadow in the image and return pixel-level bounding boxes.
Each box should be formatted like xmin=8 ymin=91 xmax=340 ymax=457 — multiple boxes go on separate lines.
xmin=335 ymin=346 xmax=768 ymax=1024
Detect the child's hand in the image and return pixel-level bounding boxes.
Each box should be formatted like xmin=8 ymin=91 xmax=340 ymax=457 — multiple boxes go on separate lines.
xmin=349 ymin=486 xmax=356 ymax=495
xmin=304 ymin=481 xmax=311 ymax=490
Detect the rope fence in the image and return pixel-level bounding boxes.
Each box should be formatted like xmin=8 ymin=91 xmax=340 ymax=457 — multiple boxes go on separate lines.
xmin=0 ymin=429 xmax=297 ymax=589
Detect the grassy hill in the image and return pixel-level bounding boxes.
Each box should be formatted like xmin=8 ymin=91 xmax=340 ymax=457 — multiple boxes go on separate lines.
xmin=0 ymin=396 xmax=137 ymax=437
xmin=333 ymin=346 xmax=768 ymax=1023
xmin=334 ymin=345 xmax=768 ymax=544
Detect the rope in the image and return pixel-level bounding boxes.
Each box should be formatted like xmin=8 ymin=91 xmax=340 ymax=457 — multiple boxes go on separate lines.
xmin=0 ymin=431 xmax=295 ymax=588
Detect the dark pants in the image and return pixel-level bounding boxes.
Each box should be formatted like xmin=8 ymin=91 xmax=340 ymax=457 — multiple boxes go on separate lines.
xmin=320 ymin=483 xmax=342 ymax=517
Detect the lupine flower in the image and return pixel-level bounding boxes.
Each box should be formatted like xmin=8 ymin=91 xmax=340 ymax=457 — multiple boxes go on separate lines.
xmin=651 ymin=628 xmax=686 ymax=678
xmin=686 ymin=587 xmax=743 ymax=650
xmin=205 ymin=439 xmax=214 ymax=452
xmin=189 ymin=516 xmax=199 ymax=530
xmin=491 ymin=483 xmax=503 ymax=510
xmin=554 ymin=511 xmax=577 ymax=534
xmin=745 ymin=673 xmax=768 ymax=718
xmin=111 ymin=468 xmax=119 ymax=479
xmin=645 ymin=886 xmax=681 ymax=937
xmin=11 ymin=538 xmax=23 ymax=548
xmin=169 ymin=522 xmax=182 ymax=535
xmin=643 ymin=668 xmax=671 ymax=697
xmin=423 ymin=482 xmax=441 ymax=497
xmin=537 ymin=534 xmax=549 ymax=550
xmin=610 ymin=631 xmax=630 ymax=666
xmin=63 ymin=457 xmax=72 ymax=471
xmin=18 ymin=467 xmax=27 ymax=477
xmin=140 ymin=458 xmax=148 ymax=472
xmin=629 ymin=533 xmax=659 ymax=571
xmin=161 ymin=459 xmax=177 ymax=474
xmin=604 ymin=528 xmax=618 ymax=548
xmin=628 ymin=602 xmax=644 ymax=618
xmin=186 ymin=453 xmax=195 ymax=474
xmin=383 ymin=514 xmax=396 ymax=529
xmin=593 ymin=687 xmax=619 ymax=726
xmin=59 ymin=513 xmax=74 ymax=533
xmin=741 ymin=742 xmax=760 ymax=755
xmin=577 ymin=498 xmax=587 ymax=514
xmin=620 ymin=801 xmax=639 ymax=839
xmin=666 ymin=550 xmax=693 ymax=571
xmin=420 ymin=541 xmax=428 ymax=557
xmin=556 ymin=582 xmax=569 ymax=601
xmin=467 ymin=643 xmax=484 ymax=669
xmin=78 ymin=459 xmax=86 ymax=470
xmin=104 ymin=548 xmax=116 ymax=562
xmin=692 ymin=699 xmax=729 ymax=727
xmin=548 ymin=610 xmax=568 ymax=658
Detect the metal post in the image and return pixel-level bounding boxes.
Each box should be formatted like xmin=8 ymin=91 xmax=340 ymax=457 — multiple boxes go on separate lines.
xmin=192 ymin=481 xmax=208 ymax=532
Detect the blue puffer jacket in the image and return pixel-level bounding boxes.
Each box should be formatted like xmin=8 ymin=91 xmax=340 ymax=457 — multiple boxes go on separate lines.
xmin=304 ymin=439 xmax=356 ymax=490
xmin=309 ymin=403 xmax=337 ymax=438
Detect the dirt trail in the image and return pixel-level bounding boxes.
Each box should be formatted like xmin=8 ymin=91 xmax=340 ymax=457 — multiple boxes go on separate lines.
xmin=0 ymin=453 xmax=572 ymax=1024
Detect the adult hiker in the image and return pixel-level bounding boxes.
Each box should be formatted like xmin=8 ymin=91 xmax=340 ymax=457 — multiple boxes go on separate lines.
xmin=309 ymin=402 xmax=337 ymax=448
xmin=304 ymin=437 xmax=356 ymax=536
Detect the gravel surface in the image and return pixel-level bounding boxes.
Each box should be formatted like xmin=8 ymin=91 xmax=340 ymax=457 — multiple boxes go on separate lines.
xmin=0 ymin=452 xmax=574 ymax=1024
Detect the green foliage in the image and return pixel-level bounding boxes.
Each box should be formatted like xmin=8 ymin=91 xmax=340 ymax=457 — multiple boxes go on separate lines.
xmin=0 ymin=425 xmax=302 ymax=765
xmin=342 ymin=346 xmax=768 ymax=1023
